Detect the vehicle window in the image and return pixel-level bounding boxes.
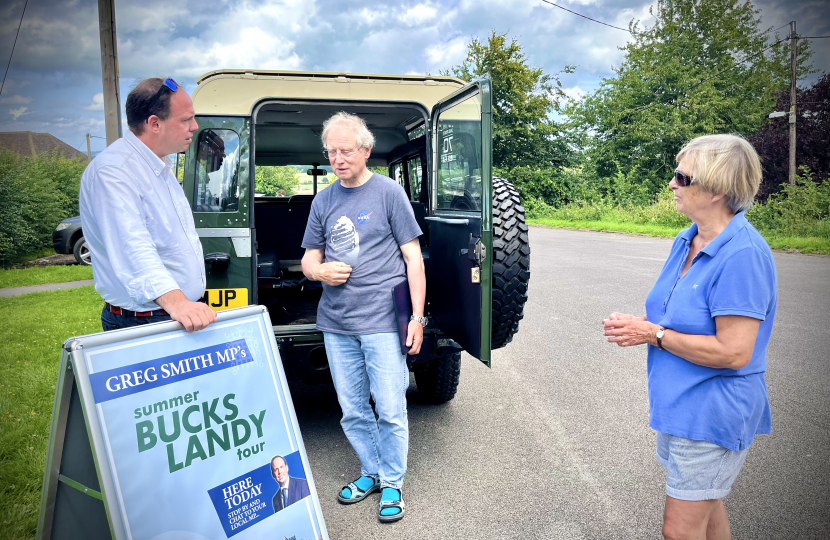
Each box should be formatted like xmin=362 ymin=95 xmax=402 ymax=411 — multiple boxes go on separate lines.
xmin=390 ymin=163 xmax=404 ymax=189
xmin=435 ymin=93 xmax=482 ymax=212
xmin=253 ymin=165 xmax=334 ymax=197
xmin=408 ymin=123 xmax=426 ymax=140
xmin=407 ymin=157 xmax=422 ymax=202
xmin=194 ymin=129 xmax=240 ymax=212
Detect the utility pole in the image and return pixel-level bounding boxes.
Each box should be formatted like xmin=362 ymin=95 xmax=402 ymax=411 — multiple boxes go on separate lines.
xmin=85 ymin=133 xmax=91 ymax=160
xmin=789 ymin=20 xmax=797 ymax=185
xmin=98 ymin=0 xmax=122 ymax=146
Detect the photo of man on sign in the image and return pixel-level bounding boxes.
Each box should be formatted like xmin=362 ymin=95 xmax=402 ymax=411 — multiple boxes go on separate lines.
xmin=271 ymin=455 xmax=311 ymax=513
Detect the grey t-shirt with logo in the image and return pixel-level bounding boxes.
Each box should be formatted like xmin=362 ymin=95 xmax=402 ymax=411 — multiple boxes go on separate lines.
xmin=301 ymin=173 xmax=422 ymax=335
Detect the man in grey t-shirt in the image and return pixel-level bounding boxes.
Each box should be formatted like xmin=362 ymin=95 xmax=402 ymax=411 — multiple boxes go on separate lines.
xmin=301 ymin=112 xmax=425 ymax=523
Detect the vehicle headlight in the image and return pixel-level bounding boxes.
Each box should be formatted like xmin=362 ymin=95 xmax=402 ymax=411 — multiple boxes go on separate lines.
xmin=55 ymin=222 xmax=71 ymax=231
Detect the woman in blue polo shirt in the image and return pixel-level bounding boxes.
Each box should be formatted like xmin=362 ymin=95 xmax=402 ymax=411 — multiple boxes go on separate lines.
xmin=602 ymin=134 xmax=777 ymax=539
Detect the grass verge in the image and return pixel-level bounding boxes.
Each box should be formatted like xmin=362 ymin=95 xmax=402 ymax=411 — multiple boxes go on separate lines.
xmin=528 ymin=218 xmax=830 ymax=255
xmin=0 ymin=286 xmax=103 ymax=540
xmin=0 ymin=266 xmax=93 ymax=290
xmin=528 ymin=217 xmax=683 ymax=238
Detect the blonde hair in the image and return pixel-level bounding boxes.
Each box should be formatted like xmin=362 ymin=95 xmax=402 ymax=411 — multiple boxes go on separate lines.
xmin=321 ymin=112 xmax=376 ymax=150
xmin=676 ymin=134 xmax=762 ymax=212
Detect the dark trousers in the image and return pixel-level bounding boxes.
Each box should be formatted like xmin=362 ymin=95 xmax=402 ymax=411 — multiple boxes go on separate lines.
xmin=101 ymin=306 xmax=172 ymax=331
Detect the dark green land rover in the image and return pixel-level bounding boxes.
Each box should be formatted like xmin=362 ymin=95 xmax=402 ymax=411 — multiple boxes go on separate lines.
xmin=181 ymin=70 xmax=530 ymax=402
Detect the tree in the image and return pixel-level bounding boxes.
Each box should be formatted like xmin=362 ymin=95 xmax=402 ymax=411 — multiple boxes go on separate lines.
xmin=749 ymin=73 xmax=830 ymax=200
xmin=445 ymin=31 xmax=574 ymax=171
xmin=570 ymin=0 xmax=813 ymax=203
xmin=255 ymin=166 xmax=298 ymax=196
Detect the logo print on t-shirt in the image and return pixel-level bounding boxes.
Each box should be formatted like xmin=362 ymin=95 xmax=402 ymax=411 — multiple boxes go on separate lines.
xmin=357 ymin=211 xmax=372 ymax=225
xmin=329 ymin=216 xmax=360 ymax=266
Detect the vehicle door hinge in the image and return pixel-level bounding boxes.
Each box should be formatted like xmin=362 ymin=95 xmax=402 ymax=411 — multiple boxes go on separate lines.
xmin=460 ymin=235 xmax=486 ymax=265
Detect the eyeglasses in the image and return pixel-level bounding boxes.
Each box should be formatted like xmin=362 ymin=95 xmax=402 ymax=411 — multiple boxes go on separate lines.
xmin=147 ymin=78 xmax=180 ymax=112
xmin=323 ymin=149 xmax=357 ymax=159
xmin=673 ymin=169 xmax=694 ymax=187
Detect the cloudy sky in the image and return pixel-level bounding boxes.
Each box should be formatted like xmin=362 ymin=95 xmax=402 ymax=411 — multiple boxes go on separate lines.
xmin=0 ymin=0 xmax=827 ymax=155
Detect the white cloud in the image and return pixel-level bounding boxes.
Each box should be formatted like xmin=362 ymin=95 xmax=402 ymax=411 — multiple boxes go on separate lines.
xmin=425 ymin=34 xmax=469 ymax=70
xmin=113 ymin=0 xmax=312 ymax=78
xmin=9 ymin=107 xmax=29 ymax=120
xmin=400 ymin=4 xmax=438 ymax=26
xmin=0 ymin=95 xmax=32 ymax=104
xmin=84 ymin=93 xmax=104 ymax=111
xmin=563 ymin=85 xmax=587 ymax=102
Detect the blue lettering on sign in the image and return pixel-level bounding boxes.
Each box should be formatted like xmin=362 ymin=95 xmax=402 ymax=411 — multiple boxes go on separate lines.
xmin=89 ymin=339 xmax=253 ymax=404
xmin=357 ymin=211 xmax=372 ymax=224
xmin=208 ymin=462 xmax=276 ymax=537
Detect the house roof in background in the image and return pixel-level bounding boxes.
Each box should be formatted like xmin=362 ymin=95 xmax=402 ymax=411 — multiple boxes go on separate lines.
xmin=0 ymin=131 xmax=89 ymax=161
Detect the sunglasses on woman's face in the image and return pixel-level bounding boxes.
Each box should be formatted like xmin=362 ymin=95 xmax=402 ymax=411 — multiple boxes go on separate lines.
xmin=673 ymin=169 xmax=694 ymax=187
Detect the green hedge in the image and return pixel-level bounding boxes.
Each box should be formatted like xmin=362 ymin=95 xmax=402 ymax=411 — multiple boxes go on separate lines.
xmin=746 ymin=168 xmax=830 ymax=239
xmin=0 ymin=149 xmax=87 ymax=268
xmin=510 ymin=165 xmax=829 ymax=244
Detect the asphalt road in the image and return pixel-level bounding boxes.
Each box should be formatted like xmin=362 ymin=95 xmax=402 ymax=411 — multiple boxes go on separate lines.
xmin=290 ymin=226 xmax=830 ymax=540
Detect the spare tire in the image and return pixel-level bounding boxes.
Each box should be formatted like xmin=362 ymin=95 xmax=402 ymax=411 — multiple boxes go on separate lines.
xmin=491 ymin=177 xmax=530 ymax=349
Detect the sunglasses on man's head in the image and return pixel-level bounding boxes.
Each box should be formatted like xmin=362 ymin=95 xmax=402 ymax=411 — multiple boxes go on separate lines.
xmin=147 ymin=78 xmax=181 ymax=112
xmin=673 ymin=169 xmax=694 ymax=187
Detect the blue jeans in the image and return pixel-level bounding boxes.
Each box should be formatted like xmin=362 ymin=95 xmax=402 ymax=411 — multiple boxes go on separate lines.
xmin=324 ymin=332 xmax=409 ymax=489
xmin=101 ymin=306 xmax=172 ymax=331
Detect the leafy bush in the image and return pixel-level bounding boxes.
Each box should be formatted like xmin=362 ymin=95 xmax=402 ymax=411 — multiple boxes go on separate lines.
xmin=500 ymin=162 xmax=605 ymax=211
xmin=747 ymin=167 xmax=830 ymax=238
xmin=0 ymin=149 xmax=87 ymax=267
xmin=254 ymin=166 xmax=297 ymax=196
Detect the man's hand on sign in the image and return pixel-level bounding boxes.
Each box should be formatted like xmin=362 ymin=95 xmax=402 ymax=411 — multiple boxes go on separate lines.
xmin=156 ymin=289 xmax=217 ymax=331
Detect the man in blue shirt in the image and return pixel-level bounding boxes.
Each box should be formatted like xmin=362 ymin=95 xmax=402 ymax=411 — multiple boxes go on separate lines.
xmin=80 ymin=78 xmax=216 ymax=332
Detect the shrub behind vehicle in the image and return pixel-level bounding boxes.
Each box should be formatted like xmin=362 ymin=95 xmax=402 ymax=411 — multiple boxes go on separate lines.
xmin=0 ymin=149 xmax=86 ymax=267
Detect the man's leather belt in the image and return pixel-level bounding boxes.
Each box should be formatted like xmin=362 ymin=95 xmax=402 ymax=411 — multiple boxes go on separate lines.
xmin=105 ymin=302 xmax=169 ymax=317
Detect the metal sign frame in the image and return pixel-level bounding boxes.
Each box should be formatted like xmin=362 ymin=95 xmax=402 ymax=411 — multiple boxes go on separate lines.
xmin=37 ymin=305 xmax=328 ymax=540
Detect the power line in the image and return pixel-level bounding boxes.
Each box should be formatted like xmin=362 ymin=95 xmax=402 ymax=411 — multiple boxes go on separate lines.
xmin=800 ymin=35 xmax=830 ymax=39
xmin=760 ymin=23 xmax=791 ymax=37
xmin=539 ymin=0 xmax=635 ymax=34
xmin=630 ymin=39 xmax=785 ymax=114
xmin=685 ymin=40 xmax=785 ymax=93
xmin=0 ymin=0 xmax=30 ymax=100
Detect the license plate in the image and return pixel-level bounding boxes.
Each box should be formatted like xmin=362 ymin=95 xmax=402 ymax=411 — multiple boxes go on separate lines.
xmin=199 ymin=288 xmax=248 ymax=312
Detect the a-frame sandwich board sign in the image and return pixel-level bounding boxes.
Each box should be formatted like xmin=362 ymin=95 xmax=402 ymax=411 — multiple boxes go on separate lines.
xmin=37 ymin=305 xmax=328 ymax=540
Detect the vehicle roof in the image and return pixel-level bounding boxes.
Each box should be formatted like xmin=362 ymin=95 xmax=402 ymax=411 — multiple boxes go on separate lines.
xmin=192 ymin=70 xmax=467 ymax=115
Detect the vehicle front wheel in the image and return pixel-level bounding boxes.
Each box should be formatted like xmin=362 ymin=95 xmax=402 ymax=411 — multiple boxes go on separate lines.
xmin=73 ymin=238 xmax=91 ymax=266
xmin=414 ymin=352 xmax=461 ymax=404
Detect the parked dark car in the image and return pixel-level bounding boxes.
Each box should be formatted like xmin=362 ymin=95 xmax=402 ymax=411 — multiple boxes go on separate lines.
xmin=53 ymin=216 xmax=90 ymax=265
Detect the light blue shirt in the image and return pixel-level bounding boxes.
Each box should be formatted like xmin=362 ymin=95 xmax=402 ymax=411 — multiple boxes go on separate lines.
xmin=79 ymin=130 xmax=205 ymax=312
xmin=645 ymin=212 xmax=777 ymax=451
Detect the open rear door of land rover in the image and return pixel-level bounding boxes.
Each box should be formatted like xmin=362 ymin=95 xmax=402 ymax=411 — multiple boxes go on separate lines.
xmin=426 ymin=77 xmax=493 ymax=366
xmin=183 ymin=117 xmax=255 ymax=311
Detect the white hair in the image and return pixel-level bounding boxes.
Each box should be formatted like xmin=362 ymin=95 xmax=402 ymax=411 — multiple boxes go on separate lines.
xmin=321 ymin=112 xmax=376 ymax=150
xmin=676 ymin=134 xmax=763 ymax=213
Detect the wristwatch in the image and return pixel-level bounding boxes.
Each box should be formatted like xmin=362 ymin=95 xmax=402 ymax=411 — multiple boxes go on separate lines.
xmin=656 ymin=327 xmax=665 ymax=350
xmin=410 ymin=315 xmax=428 ymax=327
